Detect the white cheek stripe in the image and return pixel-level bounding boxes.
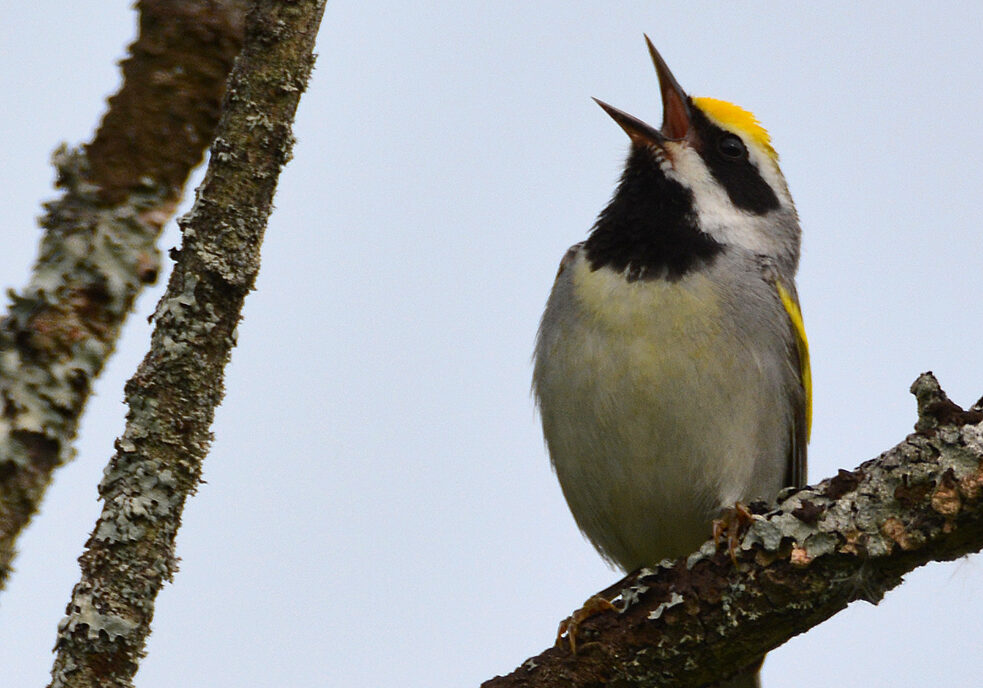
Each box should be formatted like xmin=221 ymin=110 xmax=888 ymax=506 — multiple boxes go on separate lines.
xmin=662 ymin=141 xmax=790 ymax=256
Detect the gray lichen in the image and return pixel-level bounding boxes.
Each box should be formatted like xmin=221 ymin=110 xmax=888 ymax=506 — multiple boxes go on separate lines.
xmin=0 ymin=147 xmax=167 ymax=468
xmin=47 ymin=2 xmax=326 ymax=686
xmin=0 ymin=0 xmax=248 ymax=595
xmin=58 ymin=592 xmax=139 ymax=642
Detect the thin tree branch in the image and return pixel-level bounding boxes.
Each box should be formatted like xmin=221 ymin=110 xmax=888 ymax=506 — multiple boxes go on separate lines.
xmin=47 ymin=2 xmax=326 ymax=686
xmin=483 ymin=373 xmax=983 ymax=687
xmin=0 ymin=0 xmax=247 ymax=589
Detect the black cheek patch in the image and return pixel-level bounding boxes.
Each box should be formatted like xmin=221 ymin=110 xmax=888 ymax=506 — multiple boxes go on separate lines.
xmin=690 ymin=107 xmax=780 ymax=215
xmin=584 ymin=145 xmax=723 ymax=282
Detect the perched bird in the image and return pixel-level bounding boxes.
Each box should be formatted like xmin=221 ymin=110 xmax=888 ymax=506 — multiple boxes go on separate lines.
xmin=532 ymin=37 xmax=810 ymax=686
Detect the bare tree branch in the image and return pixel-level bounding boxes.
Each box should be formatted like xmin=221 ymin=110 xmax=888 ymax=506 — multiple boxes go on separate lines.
xmin=483 ymin=373 xmax=983 ymax=687
xmin=0 ymin=0 xmax=247 ymax=589
xmin=47 ymin=1 xmax=326 ymax=686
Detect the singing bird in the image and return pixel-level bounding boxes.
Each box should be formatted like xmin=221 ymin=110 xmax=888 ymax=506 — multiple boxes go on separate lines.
xmin=532 ymin=38 xmax=810 ymax=687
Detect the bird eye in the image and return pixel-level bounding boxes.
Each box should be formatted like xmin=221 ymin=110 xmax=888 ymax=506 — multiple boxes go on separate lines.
xmin=717 ymin=134 xmax=747 ymax=161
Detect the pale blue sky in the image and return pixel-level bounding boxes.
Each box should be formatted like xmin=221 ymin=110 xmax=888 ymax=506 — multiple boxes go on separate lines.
xmin=2 ymin=3 xmax=981 ymax=686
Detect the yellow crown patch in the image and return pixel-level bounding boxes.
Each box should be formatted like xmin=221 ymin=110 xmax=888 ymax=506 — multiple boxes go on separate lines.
xmin=692 ymin=97 xmax=777 ymax=161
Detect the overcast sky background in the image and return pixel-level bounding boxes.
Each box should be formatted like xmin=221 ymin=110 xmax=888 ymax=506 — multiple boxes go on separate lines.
xmin=1 ymin=2 xmax=982 ymax=686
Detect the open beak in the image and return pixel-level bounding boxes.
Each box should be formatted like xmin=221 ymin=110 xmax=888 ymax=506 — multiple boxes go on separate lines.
xmin=594 ymin=35 xmax=692 ymax=146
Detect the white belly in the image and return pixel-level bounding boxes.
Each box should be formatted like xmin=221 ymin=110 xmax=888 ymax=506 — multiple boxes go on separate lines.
xmin=533 ymin=256 xmax=789 ymax=570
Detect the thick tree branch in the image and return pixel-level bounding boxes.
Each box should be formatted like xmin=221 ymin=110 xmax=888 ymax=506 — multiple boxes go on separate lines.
xmin=484 ymin=373 xmax=983 ymax=687
xmin=0 ymin=0 xmax=247 ymax=589
xmin=47 ymin=1 xmax=325 ymax=686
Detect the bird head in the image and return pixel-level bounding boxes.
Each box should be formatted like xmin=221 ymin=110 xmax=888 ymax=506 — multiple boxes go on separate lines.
xmin=589 ymin=36 xmax=799 ymax=277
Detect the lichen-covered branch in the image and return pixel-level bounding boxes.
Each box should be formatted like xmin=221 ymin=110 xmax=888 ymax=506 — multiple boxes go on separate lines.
xmin=47 ymin=1 xmax=325 ymax=686
xmin=0 ymin=0 xmax=247 ymax=589
xmin=483 ymin=374 xmax=983 ymax=688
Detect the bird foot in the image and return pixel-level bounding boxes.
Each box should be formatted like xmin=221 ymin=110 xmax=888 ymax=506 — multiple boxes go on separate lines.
xmin=713 ymin=502 xmax=755 ymax=565
xmin=556 ymin=594 xmax=618 ymax=654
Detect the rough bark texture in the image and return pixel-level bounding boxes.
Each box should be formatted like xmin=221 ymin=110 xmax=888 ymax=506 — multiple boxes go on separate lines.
xmin=47 ymin=2 xmax=326 ymax=686
xmin=0 ymin=0 xmax=247 ymax=590
xmin=483 ymin=374 xmax=983 ymax=688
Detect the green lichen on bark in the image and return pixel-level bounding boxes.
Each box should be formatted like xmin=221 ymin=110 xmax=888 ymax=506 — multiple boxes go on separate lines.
xmin=0 ymin=151 xmax=172 ymax=586
xmin=0 ymin=0 xmax=245 ymax=590
xmin=48 ymin=1 xmax=326 ymax=686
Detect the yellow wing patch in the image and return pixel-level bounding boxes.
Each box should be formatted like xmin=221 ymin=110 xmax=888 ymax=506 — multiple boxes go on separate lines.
xmin=776 ymin=281 xmax=811 ymax=440
xmin=692 ymin=97 xmax=777 ymax=162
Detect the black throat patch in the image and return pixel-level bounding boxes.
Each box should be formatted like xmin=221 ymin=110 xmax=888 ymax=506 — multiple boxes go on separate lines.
xmin=584 ymin=145 xmax=723 ymax=282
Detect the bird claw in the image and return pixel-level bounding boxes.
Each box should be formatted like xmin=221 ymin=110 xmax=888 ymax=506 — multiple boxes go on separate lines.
xmin=713 ymin=502 xmax=754 ymax=566
xmin=556 ymin=594 xmax=618 ymax=654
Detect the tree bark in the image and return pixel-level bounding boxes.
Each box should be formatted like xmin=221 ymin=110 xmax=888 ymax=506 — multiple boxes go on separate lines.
xmin=47 ymin=1 xmax=326 ymax=686
xmin=0 ymin=0 xmax=247 ymax=590
xmin=483 ymin=373 xmax=983 ymax=687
